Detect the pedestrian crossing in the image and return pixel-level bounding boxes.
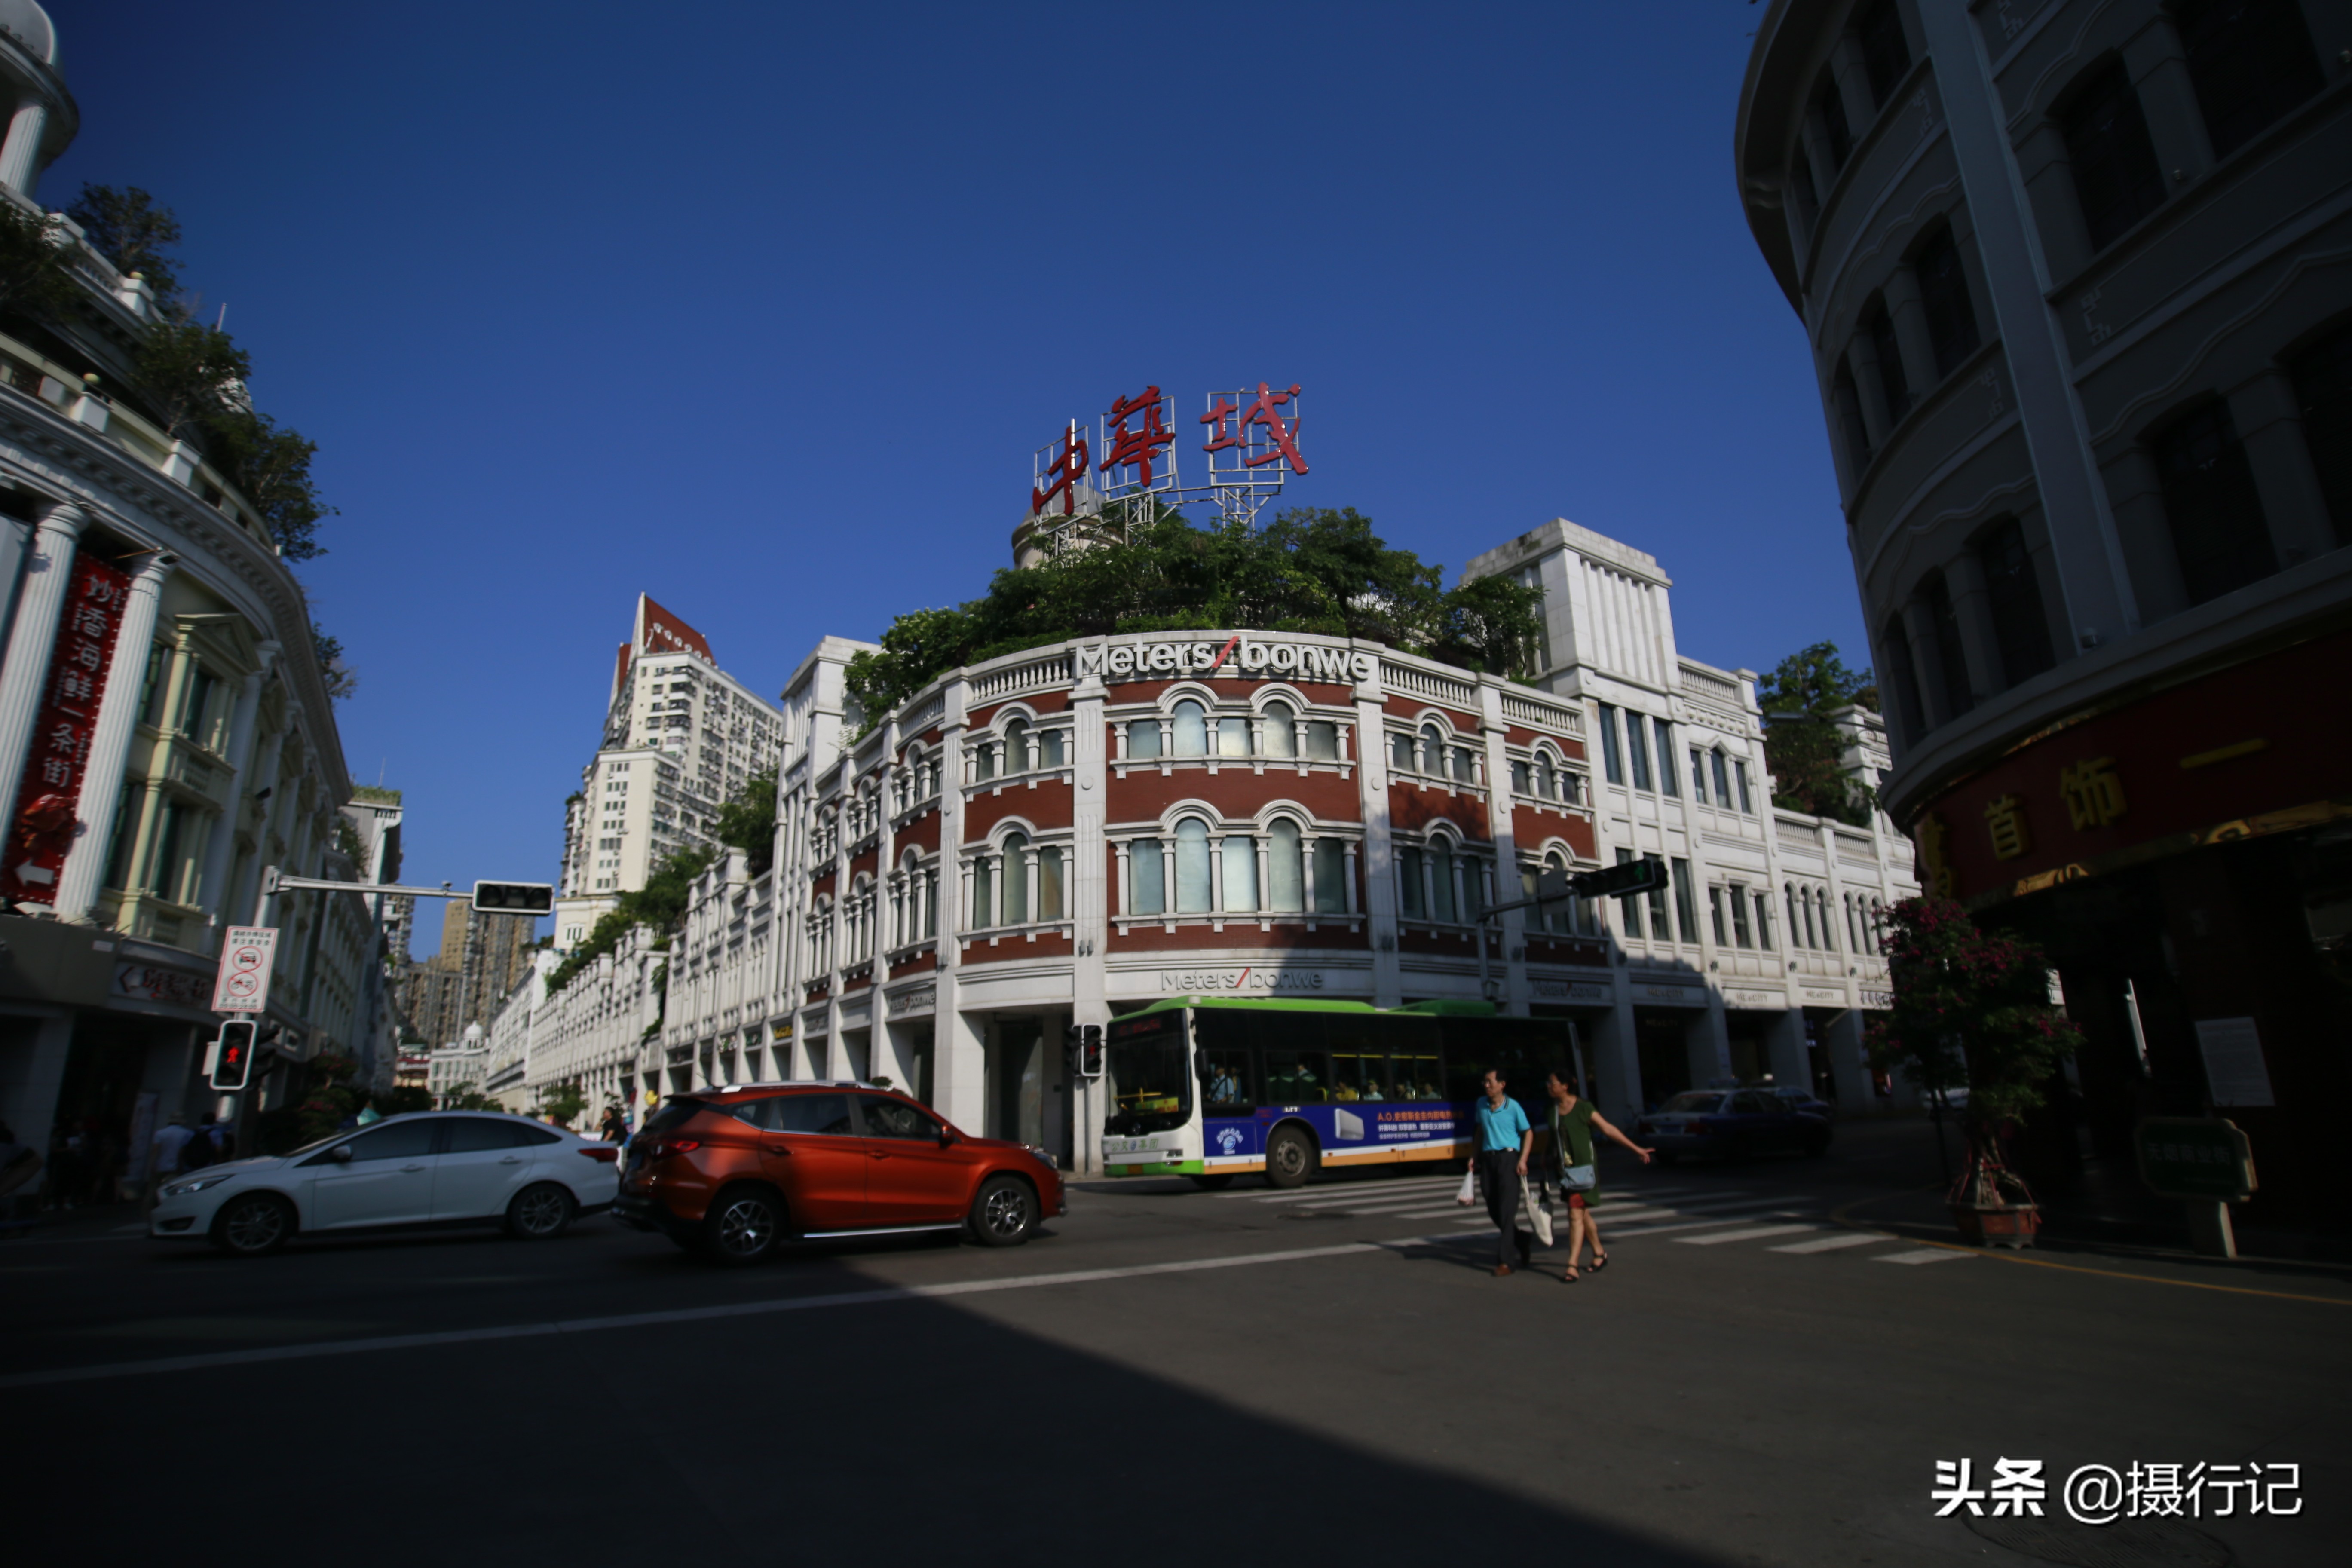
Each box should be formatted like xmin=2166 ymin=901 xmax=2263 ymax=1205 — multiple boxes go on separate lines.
xmin=1211 ymin=1173 xmax=1976 ymax=1266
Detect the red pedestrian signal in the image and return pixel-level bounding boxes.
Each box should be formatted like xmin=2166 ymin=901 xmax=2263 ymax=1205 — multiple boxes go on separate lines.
xmin=209 ymin=1020 xmax=259 ymax=1091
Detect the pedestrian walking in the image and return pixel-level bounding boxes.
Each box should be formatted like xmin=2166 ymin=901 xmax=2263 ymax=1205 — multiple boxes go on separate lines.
xmin=598 ymin=1104 xmax=626 ymax=1143
xmin=147 ymin=1114 xmax=196 ymax=1210
xmin=1462 ymin=1067 xmax=1535 ymax=1276
xmin=1544 ymin=1069 xmax=1654 ymax=1283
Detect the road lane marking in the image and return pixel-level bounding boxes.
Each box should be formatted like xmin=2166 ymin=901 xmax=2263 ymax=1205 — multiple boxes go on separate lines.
xmin=1595 ymin=1212 xmax=1817 ymax=1238
xmin=1769 ymin=1233 xmax=1894 ymax=1254
xmin=1872 ymin=1247 xmax=1973 ymax=1265
xmin=0 ymin=1240 xmax=1400 ymax=1390
xmin=1673 ymin=1224 xmax=1823 ymax=1246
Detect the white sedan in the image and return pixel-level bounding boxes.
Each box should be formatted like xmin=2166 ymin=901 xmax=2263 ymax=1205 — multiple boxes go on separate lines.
xmin=150 ymin=1112 xmax=621 ymax=1257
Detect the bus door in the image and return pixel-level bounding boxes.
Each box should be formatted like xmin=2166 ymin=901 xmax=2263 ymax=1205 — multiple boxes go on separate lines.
xmin=1192 ymin=1009 xmax=1266 ymax=1165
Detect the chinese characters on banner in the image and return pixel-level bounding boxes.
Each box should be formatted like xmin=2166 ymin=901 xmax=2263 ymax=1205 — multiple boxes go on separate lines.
xmin=3 ymin=551 xmax=130 ymax=903
xmin=1101 ymin=387 xmax=1175 ymax=494
xmin=1033 ymin=382 xmax=1307 ymax=514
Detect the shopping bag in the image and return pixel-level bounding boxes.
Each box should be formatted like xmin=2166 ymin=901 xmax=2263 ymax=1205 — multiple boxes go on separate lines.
xmin=1455 ymin=1165 xmax=1476 ymax=1205
xmin=1560 ymin=1163 xmax=1596 ymax=1193
xmin=1521 ymin=1179 xmax=1555 ymax=1247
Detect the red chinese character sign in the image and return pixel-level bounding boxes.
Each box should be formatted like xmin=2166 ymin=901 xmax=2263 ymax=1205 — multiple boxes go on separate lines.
xmin=1099 ymin=386 xmax=1177 ymax=500
xmin=3 ymin=551 xmax=129 ymax=903
xmin=1027 ymin=381 xmax=1308 ymax=533
xmin=1030 ymin=420 xmax=1092 ymax=518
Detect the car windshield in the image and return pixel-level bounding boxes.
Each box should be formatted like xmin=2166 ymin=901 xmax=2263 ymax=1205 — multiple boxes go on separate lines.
xmin=1104 ymin=1011 xmax=1190 ymax=1135
xmin=1661 ymin=1092 xmax=1725 ymax=1113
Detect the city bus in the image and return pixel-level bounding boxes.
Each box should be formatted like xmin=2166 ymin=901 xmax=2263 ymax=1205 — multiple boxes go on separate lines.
xmin=1099 ymin=996 xmax=1580 ymax=1188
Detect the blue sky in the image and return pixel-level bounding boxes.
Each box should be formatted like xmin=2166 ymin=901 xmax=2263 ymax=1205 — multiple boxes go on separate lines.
xmin=44 ymin=2 xmax=1855 ymax=956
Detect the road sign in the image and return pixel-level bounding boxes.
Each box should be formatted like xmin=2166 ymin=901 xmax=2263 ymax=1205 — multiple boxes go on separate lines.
xmin=2136 ymin=1117 xmax=2256 ymax=1202
xmin=210 ymin=926 xmax=279 ymax=1014
xmin=473 ymin=881 xmax=555 ymax=916
xmin=208 ymin=1019 xmax=258 ymax=1090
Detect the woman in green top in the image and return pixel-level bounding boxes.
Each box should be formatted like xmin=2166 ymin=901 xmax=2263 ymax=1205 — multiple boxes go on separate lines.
xmin=1544 ymin=1069 xmax=1654 ymax=1283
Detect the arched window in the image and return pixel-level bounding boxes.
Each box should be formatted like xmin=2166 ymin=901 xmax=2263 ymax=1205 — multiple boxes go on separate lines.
xmin=1786 ymin=885 xmax=1804 ymax=949
xmin=1173 ymin=700 xmax=1208 ymax=757
xmin=1004 ymin=717 xmax=1031 ymax=775
xmin=2155 ymin=402 xmax=2278 ymax=606
xmin=1217 ymin=714 xmax=1251 ymax=757
xmin=1420 ymin=725 xmax=1445 ymax=775
xmin=1038 ymin=845 xmax=1064 ymax=921
xmin=2177 ymin=0 xmax=2324 ymax=160
xmin=2063 ymin=59 xmax=2166 ymax=252
xmin=1979 ymin=517 xmax=2055 ymax=688
xmin=1430 ymin=840 xmax=1458 ymax=924
xmin=1262 ymin=699 xmax=1298 ymax=758
xmin=1391 ymin=732 xmax=1415 ymax=773
xmin=1535 ymin=754 xmax=1556 ymax=799
xmin=1127 ymin=717 xmax=1163 ymax=759
xmin=1173 ymin=818 xmax=1212 ymax=912
xmin=1817 ymin=888 xmax=1837 ymax=953
xmin=1001 ymin=831 xmax=1030 ymax=925
xmin=1802 ymin=888 xmax=1820 ymax=950
xmin=1130 ymin=837 xmax=1165 ymax=915
xmin=1267 ymin=819 xmax=1304 ymax=911
xmin=1222 ymin=831 xmax=1258 ymax=912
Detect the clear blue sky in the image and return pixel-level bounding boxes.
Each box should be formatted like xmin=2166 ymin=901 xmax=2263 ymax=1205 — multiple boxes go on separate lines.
xmin=44 ymin=2 xmax=1854 ymax=957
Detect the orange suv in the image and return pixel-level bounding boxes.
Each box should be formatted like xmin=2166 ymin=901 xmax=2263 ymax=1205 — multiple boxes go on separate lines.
xmin=614 ymin=1082 xmax=1066 ymax=1265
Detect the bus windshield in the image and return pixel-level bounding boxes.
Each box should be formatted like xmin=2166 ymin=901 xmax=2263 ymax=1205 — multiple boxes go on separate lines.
xmin=1105 ymin=1010 xmax=1191 ymax=1135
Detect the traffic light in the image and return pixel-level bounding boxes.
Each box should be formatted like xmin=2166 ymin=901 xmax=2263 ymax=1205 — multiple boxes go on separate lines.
xmin=209 ymin=1020 xmax=259 ymax=1091
xmin=1068 ymin=1024 xmax=1103 ymax=1080
xmin=473 ymin=881 xmax=555 ymax=916
xmin=1571 ymin=856 xmax=1668 ymax=900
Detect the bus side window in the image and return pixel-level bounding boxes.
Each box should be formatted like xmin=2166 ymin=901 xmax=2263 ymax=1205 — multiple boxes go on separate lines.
xmin=1203 ymin=1048 xmax=1254 ymax=1112
xmin=1330 ymin=1053 xmax=1389 ymax=1102
xmin=1392 ymin=1054 xmax=1440 ymax=1100
xmin=1262 ymin=1049 xmax=1329 ymax=1104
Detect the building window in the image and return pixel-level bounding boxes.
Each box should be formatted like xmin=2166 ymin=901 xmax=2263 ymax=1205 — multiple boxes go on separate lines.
xmin=1813 ymin=70 xmax=1852 ymax=171
xmin=1689 ymin=747 xmax=1709 ymax=804
xmin=1511 ymin=760 xmax=1531 ymax=796
xmin=1734 ymin=760 xmax=1755 ymax=815
xmin=1880 ymin=614 xmax=1928 ymax=741
xmin=1711 ymin=749 xmax=1733 ymax=808
xmin=1262 ymin=699 xmax=1298 ymax=758
xmin=1596 ymin=703 xmax=1623 ymax=784
xmin=1709 ymin=886 xmax=1729 ymax=946
xmin=1833 ymin=355 xmax=1871 ymax=471
xmin=1980 ymin=517 xmax=2056 ymax=688
xmin=1865 ymin=302 xmax=1910 ymax=426
xmin=2290 ymin=324 xmax=2352 ymax=546
xmin=1624 ymin=708 xmax=1652 ymax=791
xmin=1752 ymin=891 xmax=1775 ymax=952
xmin=1451 ymin=745 xmax=1476 ymax=784
xmin=973 ymin=742 xmax=995 ymax=783
xmin=1038 ymin=728 xmax=1066 ymax=768
xmin=1391 ymin=732 xmax=1416 ymax=774
xmin=1857 ymin=0 xmax=1910 ymax=109
xmin=1670 ymin=858 xmax=1700 ymax=944
xmin=1915 ymin=228 xmax=1981 ymax=379
xmin=1217 ymin=715 xmax=1251 ymax=757
xmin=1130 ymin=838 xmax=1165 ymax=915
xmin=1653 ymin=719 xmax=1677 ymax=797
xmin=1038 ymin=845 xmax=1064 ymax=922
xmin=1268 ymin=819 xmax=1305 ymax=911
xmin=1127 ymin=717 xmax=1163 ymax=759
xmin=1727 ymin=882 xmax=1752 ymax=949
xmin=1786 ymin=884 xmax=1805 ymax=949
xmin=1172 ymin=700 xmax=1208 ymax=757
xmin=1305 ymin=720 xmax=1340 ymax=760
xmin=2063 ymin=60 xmax=2167 ymax=252
xmin=1222 ymin=832 xmax=1259 ymax=913
xmin=1399 ymin=847 xmax=1425 ymax=919
xmin=1612 ymin=848 xmax=1645 ymax=939
xmin=1173 ymin=818 xmax=1212 ymax=913
xmin=2176 ymin=0 xmax=2323 ymax=160
xmin=1313 ymin=838 xmax=1346 ymax=914
xmin=1920 ymin=570 xmax=1975 ymax=719
xmin=1817 ymin=888 xmax=1837 ymax=953
xmin=2154 ymin=402 xmax=2278 ymax=604
xmin=1419 ymin=724 xmax=1445 ymax=775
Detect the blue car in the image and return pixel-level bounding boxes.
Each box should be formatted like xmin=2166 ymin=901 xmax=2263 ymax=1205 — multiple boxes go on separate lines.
xmin=1636 ymin=1087 xmax=1832 ymax=1163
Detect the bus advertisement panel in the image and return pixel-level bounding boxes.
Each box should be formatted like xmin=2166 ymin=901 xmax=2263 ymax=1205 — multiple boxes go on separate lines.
xmin=1102 ymin=998 xmax=1574 ymax=1188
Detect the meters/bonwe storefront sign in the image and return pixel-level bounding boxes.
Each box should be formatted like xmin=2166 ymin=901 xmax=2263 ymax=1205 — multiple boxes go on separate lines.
xmin=1078 ymin=637 xmax=1378 ymax=684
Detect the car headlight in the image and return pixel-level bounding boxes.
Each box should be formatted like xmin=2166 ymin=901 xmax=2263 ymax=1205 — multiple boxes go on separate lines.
xmin=161 ymin=1174 xmax=236 ymax=1198
xmin=1025 ymin=1145 xmax=1058 ymax=1171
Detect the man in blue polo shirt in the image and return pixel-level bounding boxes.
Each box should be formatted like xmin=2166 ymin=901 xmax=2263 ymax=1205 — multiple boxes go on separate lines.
xmin=1473 ymin=1067 xmax=1535 ymax=1275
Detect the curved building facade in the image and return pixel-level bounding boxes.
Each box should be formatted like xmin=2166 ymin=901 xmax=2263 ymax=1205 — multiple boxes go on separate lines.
xmin=1737 ymin=0 xmax=2350 ymax=1216
xmin=0 ymin=5 xmax=388 ymax=1164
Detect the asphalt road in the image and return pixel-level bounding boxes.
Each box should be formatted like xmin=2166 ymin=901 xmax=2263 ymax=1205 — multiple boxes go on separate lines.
xmin=5 ymin=1121 xmax=2342 ymax=1568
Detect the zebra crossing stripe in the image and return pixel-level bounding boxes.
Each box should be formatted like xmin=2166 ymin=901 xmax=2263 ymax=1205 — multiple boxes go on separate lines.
xmin=1871 ymin=1246 xmax=1973 ymax=1265
xmin=1769 ymin=1232 xmax=1895 ymax=1254
xmin=1673 ymin=1223 xmax=1823 ymax=1246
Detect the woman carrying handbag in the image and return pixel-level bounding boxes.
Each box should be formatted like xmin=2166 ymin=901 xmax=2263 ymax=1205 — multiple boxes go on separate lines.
xmin=1545 ymin=1069 xmax=1654 ymax=1284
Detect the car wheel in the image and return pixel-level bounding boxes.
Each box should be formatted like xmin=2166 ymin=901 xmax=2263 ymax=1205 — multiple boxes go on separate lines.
xmin=505 ymin=1183 xmax=574 ymax=1239
xmin=968 ymin=1175 xmax=1037 ymax=1247
xmin=701 ymin=1186 xmax=781 ymax=1266
xmin=1188 ymin=1173 xmax=1235 ymax=1191
xmin=1263 ymin=1127 xmax=1317 ymax=1190
xmin=211 ymin=1193 xmax=294 ymax=1257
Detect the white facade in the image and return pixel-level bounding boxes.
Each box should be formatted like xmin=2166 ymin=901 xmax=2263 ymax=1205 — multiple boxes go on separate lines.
xmin=524 ymin=922 xmax=663 ymax=1114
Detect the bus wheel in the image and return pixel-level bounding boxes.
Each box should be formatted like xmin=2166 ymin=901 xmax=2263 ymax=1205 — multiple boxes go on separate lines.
xmin=1188 ymin=1173 xmax=1234 ymax=1191
xmin=1264 ymin=1128 xmax=1316 ymax=1189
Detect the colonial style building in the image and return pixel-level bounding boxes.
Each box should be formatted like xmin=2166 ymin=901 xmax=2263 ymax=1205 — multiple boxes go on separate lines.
xmin=1737 ymin=0 xmax=2349 ymax=1217
xmin=0 ymin=3 xmax=392 ymax=1164
xmin=553 ymin=594 xmax=782 ymax=951
xmin=618 ymin=521 xmax=1917 ymax=1173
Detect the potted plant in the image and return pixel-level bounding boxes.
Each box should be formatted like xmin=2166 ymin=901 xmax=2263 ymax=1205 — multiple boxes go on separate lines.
xmin=1866 ymin=897 xmax=2081 ymax=1247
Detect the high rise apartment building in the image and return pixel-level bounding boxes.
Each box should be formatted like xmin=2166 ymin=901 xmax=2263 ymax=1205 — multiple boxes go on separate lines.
xmin=554 ymin=595 xmax=783 ymax=949
xmin=397 ymin=899 xmax=536 ymax=1048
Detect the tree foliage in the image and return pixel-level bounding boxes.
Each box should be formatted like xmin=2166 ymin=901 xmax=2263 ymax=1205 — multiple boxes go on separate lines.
xmin=1865 ymin=897 xmax=2082 ymax=1131
xmin=539 ymin=1080 xmax=588 ymax=1130
xmin=312 ymin=622 xmax=356 ymax=701
xmin=711 ymin=768 xmax=778 ymax=877
xmin=845 ymin=508 xmax=1544 ymax=725
xmin=0 ymin=202 xmax=81 ymax=319
xmin=1756 ymin=641 xmax=1878 ymax=827
xmin=64 ymin=184 xmax=184 ymax=305
xmin=131 ymin=319 xmax=250 ymax=441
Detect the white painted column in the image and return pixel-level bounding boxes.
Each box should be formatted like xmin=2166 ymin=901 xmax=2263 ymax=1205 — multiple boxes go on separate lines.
xmin=1353 ymin=661 xmax=1401 ymax=1006
xmin=0 ymin=501 xmax=87 ymax=820
xmin=192 ymin=642 xmax=279 ymax=939
xmin=1763 ymin=1007 xmax=1810 ymax=1094
xmin=52 ymin=553 xmax=174 ymax=924
xmin=1824 ymin=1008 xmax=1874 ymax=1112
xmin=0 ymin=96 xmax=49 ymax=196
xmin=1068 ymin=649 xmax=1108 ymax=1174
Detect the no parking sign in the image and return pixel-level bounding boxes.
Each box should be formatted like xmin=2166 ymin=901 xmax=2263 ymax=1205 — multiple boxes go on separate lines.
xmin=210 ymin=927 xmax=279 ymax=1014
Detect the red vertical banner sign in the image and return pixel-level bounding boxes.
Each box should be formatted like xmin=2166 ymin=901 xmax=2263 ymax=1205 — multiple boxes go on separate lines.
xmin=4 ymin=551 xmax=132 ymax=903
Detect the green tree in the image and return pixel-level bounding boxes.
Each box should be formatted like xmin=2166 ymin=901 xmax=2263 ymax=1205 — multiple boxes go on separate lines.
xmin=711 ymin=768 xmax=777 ymax=876
xmin=1755 ymin=641 xmax=1878 ymax=827
xmin=1865 ymin=897 xmax=2083 ymax=1206
xmin=131 ymin=319 xmax=249 ymax=441
xmin=844 ymin=508 xmax=1541 ymax=724
xmin=311 ymin=623 xmax=357 ymax=701
xmin=0 ymin=202 xmax=81 ymax=319
xmin=64 ymin=183 xmax=183 ymax=304
xmin=540 ymin=1080 xmax=588 ymax=1130
xmin=204 ymin=407 xmax=335 ymax=560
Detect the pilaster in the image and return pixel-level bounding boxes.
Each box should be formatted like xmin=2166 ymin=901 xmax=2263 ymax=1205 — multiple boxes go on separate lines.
xmin=0 ymin=502 xmax=88 ymax=820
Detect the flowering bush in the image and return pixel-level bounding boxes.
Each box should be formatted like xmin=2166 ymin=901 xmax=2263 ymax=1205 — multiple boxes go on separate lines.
xmin=1865 ymin=897 xmax=2082 ymax=1131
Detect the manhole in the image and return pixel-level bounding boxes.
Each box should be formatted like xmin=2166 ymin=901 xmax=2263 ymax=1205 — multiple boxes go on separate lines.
xmin=1964 ymin=1514 xmax=2233 ymax=1566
